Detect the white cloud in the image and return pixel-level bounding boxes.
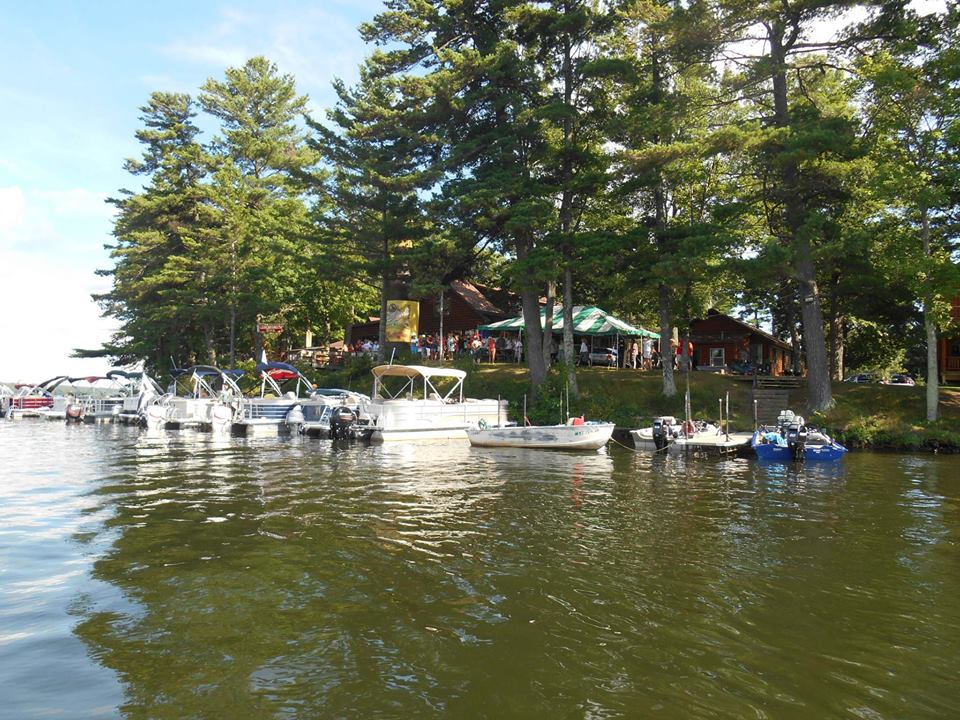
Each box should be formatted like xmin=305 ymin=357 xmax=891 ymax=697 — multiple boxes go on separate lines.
xmin=159 ymin=4 xmax=377 ymax=111
xmin=0 ymin=186 xmax=118 ymax=382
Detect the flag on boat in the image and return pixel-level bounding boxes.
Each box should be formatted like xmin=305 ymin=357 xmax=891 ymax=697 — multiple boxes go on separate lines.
xmin=479 ymin=306 xmax=658 ymax=338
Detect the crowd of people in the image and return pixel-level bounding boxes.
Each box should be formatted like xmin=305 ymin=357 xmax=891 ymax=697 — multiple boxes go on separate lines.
xmin=347 ymin=332 xmax=693 ymax=370
xmin=409 ymin=332 xmax=524 ymax=364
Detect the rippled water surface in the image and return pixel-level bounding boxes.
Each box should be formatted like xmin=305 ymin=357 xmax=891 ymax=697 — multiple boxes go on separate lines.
xmin=1 ymin=421 xmax=958 ymax=719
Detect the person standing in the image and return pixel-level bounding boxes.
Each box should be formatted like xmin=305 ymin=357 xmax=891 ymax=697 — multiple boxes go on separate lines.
xmin=515 ymin=335 xmax=523 ymax=363
xmin=642 ymin=338 xmax=653 ymax=370
xmin=487 ymin=335 xmax=497 ymax=363
xmin=630 ymin=340 xmax=639 ymax=369
xmin=579 ymin=339 xmax=589 ymax=366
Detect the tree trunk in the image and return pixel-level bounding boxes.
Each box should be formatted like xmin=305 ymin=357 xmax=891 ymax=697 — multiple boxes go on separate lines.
xmin=562 ymin=266 xmax=578 ymax=397
xmin=228 ymin=306 xmax=236 ymax=366
xmin=378 ymin=227 xmax=389 ymax=360
xmin=658 ymin=283 xmax=676 ymax=397
xmin=770 ymin=28 xmax=832 ymax=410
xmin=521 ymin=288 xmax=547 ymax=392
xmin=516 ymin=241 xmax=547 ymax=395
xmin=827 ymin=274 xmax=843 ymax=380
xmin=558 ymin=18 xmax=578 ymax=399
xmin=921 ymin=206 xmax=938 ymax=421
xmin=542 ymin=280 xmax=555 ymax=372
xmin=204 ymin=323 xmax=217 ymax=366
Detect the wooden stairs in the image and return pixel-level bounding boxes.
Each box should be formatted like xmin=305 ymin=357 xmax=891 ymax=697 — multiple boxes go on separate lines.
xmin=751 ymin=376 xmax=804 ymax=425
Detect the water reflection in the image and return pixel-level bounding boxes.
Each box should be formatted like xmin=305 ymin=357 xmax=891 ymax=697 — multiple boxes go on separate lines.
xmin=2 ymin=422 xmax=959 ymax=718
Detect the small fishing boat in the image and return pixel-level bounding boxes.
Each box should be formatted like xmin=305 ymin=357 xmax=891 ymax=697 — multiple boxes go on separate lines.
xmin=751 ymin=410 xmax=847 ymax=463
xmin=144 ymin=366 xmax=239 ymax=432
xmin=630 ymin=417 xmax=753 ymax=456
xmin=631 ymin=416 xmax=718 ymax=451
xmin=360 ymin=365 xmax=506 ymax=442
xmin=467 ymin=417 xmax=614 ymax=451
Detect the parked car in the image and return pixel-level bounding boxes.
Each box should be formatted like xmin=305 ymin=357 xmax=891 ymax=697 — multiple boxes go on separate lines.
xmin=588 ymin=347 xmax=618 ymax=366
xmin=885 ymin=374 xmax=916 ymax=386
xmin=844 ymin=373 xmax=878 ymax=384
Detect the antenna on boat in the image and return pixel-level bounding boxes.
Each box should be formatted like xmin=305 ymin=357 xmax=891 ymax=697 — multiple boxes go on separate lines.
xmin=753 ymin=398 xmax=758 ymax=430
xmin=565 ymin=382 xmax=569 ymax=423
xmin=497 ymin=394 xmax=501 ymax=428
xmin=523 ymin=394 xmax=527 ymax=427
xmin=389 ymin=347 xmax=396 ymax=367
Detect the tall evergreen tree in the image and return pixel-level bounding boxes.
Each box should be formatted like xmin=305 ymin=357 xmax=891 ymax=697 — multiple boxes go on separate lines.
xmin=858 ymin=6 xmax=960 ymax=420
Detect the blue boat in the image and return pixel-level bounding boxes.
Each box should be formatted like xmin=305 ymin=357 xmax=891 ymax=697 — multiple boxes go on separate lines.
xmin=751 ymin=410 xmax=847 ymax=463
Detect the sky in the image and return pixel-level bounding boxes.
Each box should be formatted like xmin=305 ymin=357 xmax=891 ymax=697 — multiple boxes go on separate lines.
xmin=0 ymin=0 xmax=381 ymax=382
xmin=0 ymin=1 xmax=945 ymax=383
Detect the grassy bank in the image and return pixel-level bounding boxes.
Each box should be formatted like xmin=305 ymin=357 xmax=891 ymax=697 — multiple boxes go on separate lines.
xmin=306 ymin=360 xmax=960 ymax=452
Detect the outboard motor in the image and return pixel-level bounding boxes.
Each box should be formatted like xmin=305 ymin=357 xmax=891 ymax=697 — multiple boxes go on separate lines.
xmin=145 ymin=404 xmax=167 ymax=430
xmin=652 ymin=416 xmax=675 ymax=451
xmin=285 ymin=404 xmax=305 ymax=432
xmin=210 ymin=403 xmax=234 ymax=435
xmin=329 ymin=406 xmax=357 ymax=440
xmin=65 ymin=403 xmax=84 ymax=422
xmin=786 ymin=420 xmax=808 ymax=463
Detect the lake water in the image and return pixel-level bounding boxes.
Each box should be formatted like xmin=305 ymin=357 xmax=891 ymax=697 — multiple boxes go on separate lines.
xmin=1 ymin=421 xmax=958 ymax=719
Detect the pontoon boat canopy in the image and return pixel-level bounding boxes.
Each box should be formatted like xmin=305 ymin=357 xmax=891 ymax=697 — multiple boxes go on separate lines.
xmin=371 ymin=365 xmax=467 ymax=380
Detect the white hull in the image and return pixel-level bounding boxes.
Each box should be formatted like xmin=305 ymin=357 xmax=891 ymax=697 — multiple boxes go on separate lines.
xmin=372 ymin=426 xmax=470 ymax=442
xmin=468 ymin=423 xmax=615 ymax=450
xmin=630 ymin=428 xmax=752 ymax=454
xmin=365 ymin=397 xmax=506 ymax=443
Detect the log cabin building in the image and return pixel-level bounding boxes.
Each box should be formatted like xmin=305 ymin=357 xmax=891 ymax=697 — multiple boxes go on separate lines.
xmin=937 ymin=296 xmax=960 ymax=384
xmin=347 ymin=280 xmax=519 ymax=342
xmin=688 ymin=309 xmax=795 ymax=376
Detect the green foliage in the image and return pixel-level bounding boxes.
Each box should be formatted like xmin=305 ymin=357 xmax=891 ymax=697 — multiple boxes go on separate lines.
xmin=88 ymin=2 xmax=959 ymax=430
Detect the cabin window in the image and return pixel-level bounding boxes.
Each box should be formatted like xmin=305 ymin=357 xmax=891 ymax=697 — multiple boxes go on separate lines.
xmin=710 ymin=348 xmax=725 ymax=367
xmin=950 ymin=341 xmax=960 ymax=357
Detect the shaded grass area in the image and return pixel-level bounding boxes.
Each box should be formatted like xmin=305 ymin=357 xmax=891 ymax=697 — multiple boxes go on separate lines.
xmin=307 ymin=359 xmax=960 ymax=452
xmin=818 ymin=383 xmax=960 ymax=452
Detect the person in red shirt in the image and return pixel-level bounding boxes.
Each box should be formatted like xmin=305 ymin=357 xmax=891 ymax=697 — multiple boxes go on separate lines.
xmin=487 ymin=335 xmax=497 ymax=363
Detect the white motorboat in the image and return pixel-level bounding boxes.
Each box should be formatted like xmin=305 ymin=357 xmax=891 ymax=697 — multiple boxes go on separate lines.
xmin=468 ymin=418 xmax=614 ymax=451
xmin=360 ymin=365 xmax=506 ymax=442
xmin=630 ymin=416 xmax=714 ymax=450
xmin=630 ymin=415 xmax=752 ymax=455
xmin=232 ymin=362 xmax=316 ymax=435
xmin=144 ymin=366 xmax=239 ymax=433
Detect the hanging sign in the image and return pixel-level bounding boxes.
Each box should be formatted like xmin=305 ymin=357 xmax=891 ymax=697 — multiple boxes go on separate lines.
xmin=258 ymin=324 xmax=284 ymax=334
xmin=385 ymin=301 xmax=419 ymax=343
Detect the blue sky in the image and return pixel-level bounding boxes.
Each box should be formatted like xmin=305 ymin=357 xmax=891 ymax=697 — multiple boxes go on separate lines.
xmin=0 ymin=1 xmax=382 ymax=381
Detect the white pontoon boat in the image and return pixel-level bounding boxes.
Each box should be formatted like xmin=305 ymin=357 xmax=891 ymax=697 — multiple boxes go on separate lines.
xmin=361 ymin=365 xmax=506 ymax=442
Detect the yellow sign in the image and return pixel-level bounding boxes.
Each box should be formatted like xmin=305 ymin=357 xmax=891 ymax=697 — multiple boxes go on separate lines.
xmin=385 ymin=300 xmax=419 ymax=343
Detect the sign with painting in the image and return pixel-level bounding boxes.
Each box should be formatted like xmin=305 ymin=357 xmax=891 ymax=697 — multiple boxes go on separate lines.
xmin=385 ymin=300 xmax=419 ymax=343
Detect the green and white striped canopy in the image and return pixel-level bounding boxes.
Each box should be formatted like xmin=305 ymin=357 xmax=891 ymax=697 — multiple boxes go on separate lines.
xmin=480 ymin=306 xmax=659 ymax=338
